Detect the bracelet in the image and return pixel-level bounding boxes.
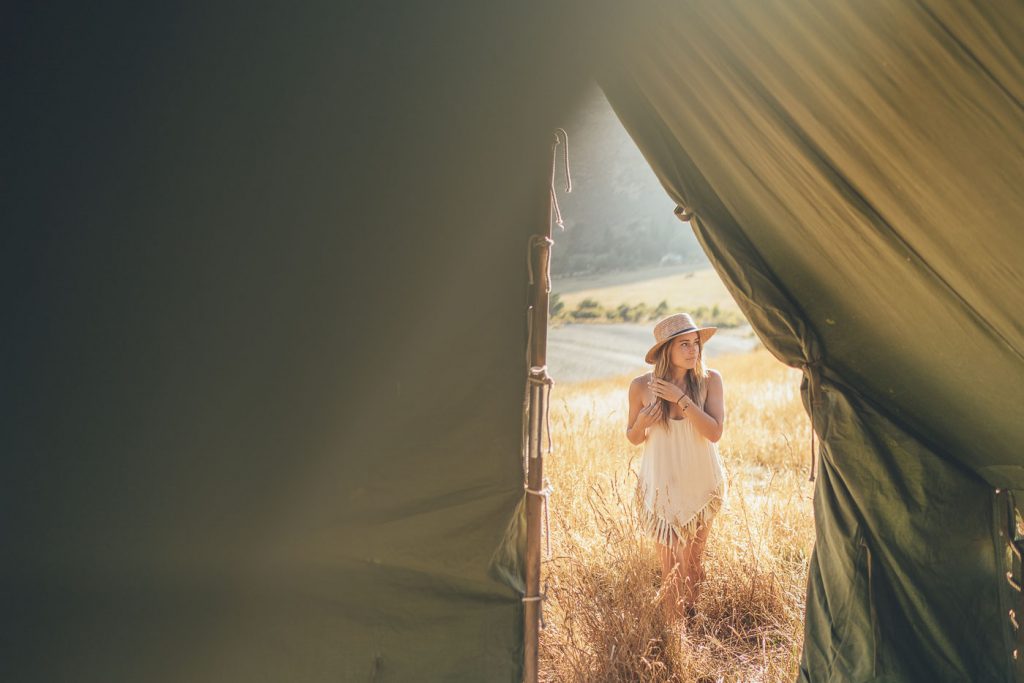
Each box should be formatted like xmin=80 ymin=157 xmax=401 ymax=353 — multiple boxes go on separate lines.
xmin=676 ymin=395 xmax=689 ymax=410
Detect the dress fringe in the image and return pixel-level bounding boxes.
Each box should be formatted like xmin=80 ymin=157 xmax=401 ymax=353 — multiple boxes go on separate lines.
xmin=635 ymin=481 xmax=726 ymax=547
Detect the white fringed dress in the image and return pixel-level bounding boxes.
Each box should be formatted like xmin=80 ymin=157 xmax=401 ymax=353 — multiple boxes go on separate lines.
xmin=635 ymin=386 xmax=726 ymax=547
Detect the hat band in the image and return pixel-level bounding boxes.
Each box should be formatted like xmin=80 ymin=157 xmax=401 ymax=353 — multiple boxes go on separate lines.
xmin=665 ymin=326 xmax=698 ymax=339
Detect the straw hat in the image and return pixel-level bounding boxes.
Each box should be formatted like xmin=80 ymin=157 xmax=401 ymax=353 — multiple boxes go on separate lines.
xmin=644 ymin=313 xmax=717 ymax=364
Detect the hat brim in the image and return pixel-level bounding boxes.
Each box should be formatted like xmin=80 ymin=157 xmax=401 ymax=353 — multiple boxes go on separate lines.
xmin=644 ymin=327 xmax=717 ymax=364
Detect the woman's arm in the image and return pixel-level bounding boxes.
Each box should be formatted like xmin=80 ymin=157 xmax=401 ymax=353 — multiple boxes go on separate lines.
xmin=625 ymin=376 xmax=660 ymax=445
xmin=684 ymin=370 xmax=725 ymax=443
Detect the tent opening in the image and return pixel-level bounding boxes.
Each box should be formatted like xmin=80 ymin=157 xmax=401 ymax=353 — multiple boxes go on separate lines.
xmin=529 ymin=85 xmax=816 ymax=681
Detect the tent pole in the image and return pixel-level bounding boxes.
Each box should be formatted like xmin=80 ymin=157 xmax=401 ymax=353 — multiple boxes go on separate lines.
xmin=523 ymin=222 xmax=553 ymax=683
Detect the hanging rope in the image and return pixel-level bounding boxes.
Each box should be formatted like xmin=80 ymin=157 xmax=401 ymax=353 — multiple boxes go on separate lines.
xmin=550 ymin=128 xmax=572 ymax=230
xmin=528 ymin=365 xmax=555 ymax=456
xmin=557 ymin=128 xmax=571 ymax=193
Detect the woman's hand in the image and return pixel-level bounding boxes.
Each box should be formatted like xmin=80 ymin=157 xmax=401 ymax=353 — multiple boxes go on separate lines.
xmin=632 ymin=400 xmax=664 ymax=432
xmin=649 ymin=377 xmax=686 ymax=406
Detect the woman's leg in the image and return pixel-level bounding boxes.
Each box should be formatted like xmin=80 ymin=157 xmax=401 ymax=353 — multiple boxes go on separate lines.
xmin=681 ymin=522 xmax=713 ymax=610
xmin=659 ymin=521 xmax=714 ymax=619
xmin=658 ymin=538 xmax=685 ymax=619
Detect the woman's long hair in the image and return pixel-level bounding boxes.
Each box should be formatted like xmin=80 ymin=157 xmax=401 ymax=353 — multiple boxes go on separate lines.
xmin=653 ymin=336 xmax=708 ymax=427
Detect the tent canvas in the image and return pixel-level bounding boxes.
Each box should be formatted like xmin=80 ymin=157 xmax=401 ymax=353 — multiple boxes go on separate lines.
xmin=599 ymin=2 xmax=1024 ymax=678
xmin=6 ymin=1 xmax=1023 ymax=681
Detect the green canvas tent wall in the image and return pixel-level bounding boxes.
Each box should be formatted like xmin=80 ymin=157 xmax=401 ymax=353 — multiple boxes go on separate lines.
xmin=5 ymin=1 xmax=1024 ymax=682
xmin=600 ymin=1 xmax=1024 ymax=680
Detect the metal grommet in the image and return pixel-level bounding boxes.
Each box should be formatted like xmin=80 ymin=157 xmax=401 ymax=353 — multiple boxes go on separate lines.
xmin=997 ymin=488 xmax=1003 ymax=494
xmin=674 ymin=205 xmax=694 ymax=222
xmin=1014 ymin=649 xmax=1019 ymax=661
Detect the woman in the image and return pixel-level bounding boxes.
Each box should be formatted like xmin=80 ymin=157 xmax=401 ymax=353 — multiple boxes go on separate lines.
xmin=626 ymin=313 xmax=726 ymax=619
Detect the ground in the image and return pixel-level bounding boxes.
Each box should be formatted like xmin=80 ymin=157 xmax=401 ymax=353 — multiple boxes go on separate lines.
xmin=540 ymin=349 xmax=814 ymax=683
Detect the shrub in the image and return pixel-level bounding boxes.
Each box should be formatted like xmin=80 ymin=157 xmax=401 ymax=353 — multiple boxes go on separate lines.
xmin=550 ymin=293 xmax=565 ymax=318
xmin=572 ymin=298 xmax=605 ymax=320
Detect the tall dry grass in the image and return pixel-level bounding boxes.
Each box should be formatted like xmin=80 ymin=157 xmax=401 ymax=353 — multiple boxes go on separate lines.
xmin=540 ymin=349 xmax=815 ymax=682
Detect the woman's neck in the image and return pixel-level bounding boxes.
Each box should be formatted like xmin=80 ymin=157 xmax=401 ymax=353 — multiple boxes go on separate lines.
xmin=667 ymin=368 xmax=689 ymax=384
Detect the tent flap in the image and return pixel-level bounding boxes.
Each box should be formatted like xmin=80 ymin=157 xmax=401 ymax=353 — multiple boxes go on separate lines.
xmin=600 ymin=0 xmax=1024 ymax=679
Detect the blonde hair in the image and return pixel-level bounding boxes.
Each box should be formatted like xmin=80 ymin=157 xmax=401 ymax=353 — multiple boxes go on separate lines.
xmin=652 ymin=336 xmax=708 ymax=428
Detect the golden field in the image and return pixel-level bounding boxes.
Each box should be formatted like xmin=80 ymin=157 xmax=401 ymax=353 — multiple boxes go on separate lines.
xmin=540 ymin=349 xmax=815 ymax=682
xmin=555 ymin=267 xmax=742 ymax=315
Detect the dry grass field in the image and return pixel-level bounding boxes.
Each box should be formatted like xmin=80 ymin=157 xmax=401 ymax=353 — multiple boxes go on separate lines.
xmin=540 ymin=349 xmax=815 ymax=682
xmin=555 ymin=267 xmax=742 ymax=315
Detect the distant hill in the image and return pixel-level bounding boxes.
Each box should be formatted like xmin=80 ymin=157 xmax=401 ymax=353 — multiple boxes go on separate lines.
xmin=553 ymin=265 xmax=740 ymax=314
xmin=551 ymin=86 xmax=707 ymax=277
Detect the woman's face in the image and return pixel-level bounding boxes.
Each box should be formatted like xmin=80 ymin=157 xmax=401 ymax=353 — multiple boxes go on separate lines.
xmin=668 ymin=332 xmax=701 ymax=370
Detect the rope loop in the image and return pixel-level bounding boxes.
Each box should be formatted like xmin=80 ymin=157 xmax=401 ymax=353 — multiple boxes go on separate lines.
xmin=521 ymin=579 xmax=550 ymax=629
xmin=526 ymin=479 xmax=554 ymax=558
xmin=528 ymin=364 xmax=554 ymax=385
xmin=554 ymin=129 xmax=571 ymax=192
xmin=528 ymin=365 xmax=555 ymax=456
xmin=550 ymin=128 xmax=572 ymax=230
xmin=526 ymin=235 xmax=554 ymax=288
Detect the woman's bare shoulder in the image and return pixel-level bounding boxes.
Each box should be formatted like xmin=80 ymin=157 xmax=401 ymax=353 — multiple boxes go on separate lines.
xmin=706 ymin=368 xmax=724 ymax=386
xmin=629 ymin=372 xmax=652 ymax=392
